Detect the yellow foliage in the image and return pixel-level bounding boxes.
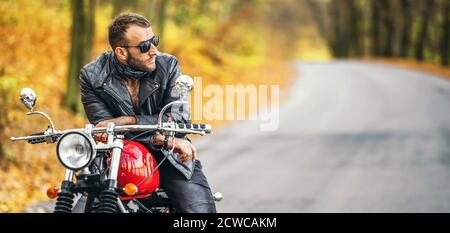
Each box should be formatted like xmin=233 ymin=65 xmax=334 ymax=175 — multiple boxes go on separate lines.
xmin=0 ymin=0 xmax=295 ymax=212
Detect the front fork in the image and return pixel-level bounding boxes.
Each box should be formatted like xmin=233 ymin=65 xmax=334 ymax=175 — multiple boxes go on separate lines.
xmin=55 ymin=122 xmax=126 ymax=213
xmin=106 ymin=139 xmax=123 ymax=188
xmin=53 ymin=170 xmax=75 ymax=213
xmin=96 ymin=139 xmax=124 ymax=212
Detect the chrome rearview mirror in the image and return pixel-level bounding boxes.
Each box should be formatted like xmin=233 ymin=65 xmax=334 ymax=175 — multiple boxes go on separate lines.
xmin=175 ymin=75 xmax=194 ymax=100
xmin=19 ymin=87 xmax=56 ymax=133
xmin=20 ymin=87 xmax=37 ymax=111
xmin=157 ymin=75 xmax=194 ymax=127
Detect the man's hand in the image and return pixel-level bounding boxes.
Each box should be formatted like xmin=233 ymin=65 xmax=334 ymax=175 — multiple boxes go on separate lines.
xmin=152 ymin=134 xmax=197 ymax=163
xmin=93 ymin=116 xmax=137 ymax=142
xmin=171 ymin=138 xmax=197 ymax=163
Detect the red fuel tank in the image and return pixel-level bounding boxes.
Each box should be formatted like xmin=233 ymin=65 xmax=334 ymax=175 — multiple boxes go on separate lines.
xmin=116 ymin=140 xmax=160 ymax=200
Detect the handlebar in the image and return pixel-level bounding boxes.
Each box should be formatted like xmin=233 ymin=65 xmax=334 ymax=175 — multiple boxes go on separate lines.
xmin=10 ymin=122 xmax=212 ymax=143
xmin=26 ymin=132 xmax=61 ymax=144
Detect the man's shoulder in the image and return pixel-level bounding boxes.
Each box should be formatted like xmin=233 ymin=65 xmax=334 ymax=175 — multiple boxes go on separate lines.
xmin=156 ymin=52 xmax=179 ymax=68
xmin=81 ymin=51 xmax=113 ymax=77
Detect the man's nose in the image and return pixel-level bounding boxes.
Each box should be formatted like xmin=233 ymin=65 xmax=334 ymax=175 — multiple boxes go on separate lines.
xmin=148 ymin=43 xmax=158 ymax=56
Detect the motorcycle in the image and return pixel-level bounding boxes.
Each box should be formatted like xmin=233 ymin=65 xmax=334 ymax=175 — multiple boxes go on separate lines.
xmin=10 ymin=75 xmax=222 ymax=213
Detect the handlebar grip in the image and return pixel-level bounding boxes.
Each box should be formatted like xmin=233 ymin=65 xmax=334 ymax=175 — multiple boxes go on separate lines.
xmin=27 ymin=132 xmax=60 ymax=144
xmin=177 ymin=123 xmax=211 ymax=134
xmin=27 ymin=132 xmax=46 ymax=144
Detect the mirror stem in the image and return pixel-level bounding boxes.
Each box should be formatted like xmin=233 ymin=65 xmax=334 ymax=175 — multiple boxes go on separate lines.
xmin=26 ymin=111 xmax=56 ymax=133
xmin=157 ymin=100 xmax=188 ymax=127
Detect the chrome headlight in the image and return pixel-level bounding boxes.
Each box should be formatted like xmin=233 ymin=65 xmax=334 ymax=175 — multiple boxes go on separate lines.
xmin=56 ymin=132 xmax=96 ymax=171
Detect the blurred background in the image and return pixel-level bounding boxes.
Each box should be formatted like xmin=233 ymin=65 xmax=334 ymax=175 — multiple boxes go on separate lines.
xmin=0 ymin=0 xmax=449 ymax=212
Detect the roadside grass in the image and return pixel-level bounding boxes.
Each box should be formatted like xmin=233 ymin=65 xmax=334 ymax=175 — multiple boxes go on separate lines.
xmin=361 ymin=57 xmax=450 ymax=79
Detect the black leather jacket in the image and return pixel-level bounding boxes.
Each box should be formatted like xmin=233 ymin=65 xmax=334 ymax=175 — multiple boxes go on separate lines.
xmin=79 ymin=51 xmax=194 ymax=179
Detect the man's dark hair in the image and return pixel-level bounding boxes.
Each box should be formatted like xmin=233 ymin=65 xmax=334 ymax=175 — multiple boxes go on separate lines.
xmin=108 ymin=13 xmax=151 ymax=49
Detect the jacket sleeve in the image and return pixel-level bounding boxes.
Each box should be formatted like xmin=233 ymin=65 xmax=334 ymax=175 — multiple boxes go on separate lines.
xmin=79 ymin=67 xmax=114 ymax=125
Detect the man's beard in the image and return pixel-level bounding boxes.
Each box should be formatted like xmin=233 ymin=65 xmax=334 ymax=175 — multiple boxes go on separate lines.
xmin=127 ymin=54 xmax=155 ymax=73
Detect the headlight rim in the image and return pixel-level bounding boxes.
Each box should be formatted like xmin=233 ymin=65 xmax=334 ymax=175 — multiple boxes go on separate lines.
xmin=56 ymin=131 xmax=96 ymax=171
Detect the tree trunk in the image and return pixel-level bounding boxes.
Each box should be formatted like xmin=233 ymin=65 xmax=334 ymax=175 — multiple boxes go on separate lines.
xmin=371 ymin=0 xmax=381 ymax=56
xmin=399 ymin=0 xmax=412 ymax=57
xmin=381 ymin=0 xmax=394 ymax=57
xmin=415 ymin=0 xmax=435 ymax=61
xmin=0 ymin=143 xmax=4 ymax=161
xmin=441 ymin=0 xmax=450 ymax=66
xmin=330 ymin=0 xmax=340 ymax=57
xmin=64 ymin=0 xmax=95 ymax=115
xmin=305 ymin=0 xmax=327 ymax=39
xmin=349 ymin=0 xmax=362 ymax=56
xmin=84 ymin=0 xmax=95 ymax=63
xmin=329 ymin=0 xmax=350 ymax=57
xmin=156 ymin=0 xmax=169 ymax=50
xmin=112 ymin=0 xmax=126 ymax=18
xmin=141 ymin=0 xmax=156 ymax=24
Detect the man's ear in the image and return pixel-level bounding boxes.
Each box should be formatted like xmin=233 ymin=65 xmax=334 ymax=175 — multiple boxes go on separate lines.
xmin=114 ymin=47 xmax=128 ymax=62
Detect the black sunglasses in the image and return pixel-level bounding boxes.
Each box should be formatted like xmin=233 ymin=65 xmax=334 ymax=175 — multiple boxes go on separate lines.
xmin=121 ymin=35 xmax=159 ymax=53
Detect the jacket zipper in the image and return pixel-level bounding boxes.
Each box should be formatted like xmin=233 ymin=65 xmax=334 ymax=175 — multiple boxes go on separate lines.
xmin=103 ymin=85 xmax=136 ymax=117
xmin=146 ymin=87 xmax=160 ymax=115
xmin=149 ymin=96 xmax=156 ymax=115
xmin=136 ymin=81 xmax=159 ymax=115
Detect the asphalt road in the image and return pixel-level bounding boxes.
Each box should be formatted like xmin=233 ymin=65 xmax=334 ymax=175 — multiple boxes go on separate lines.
xmin=196 ymin=61 xmax=450 ymax=212
xmin=24 ymin=61 xmax=450 ymax=213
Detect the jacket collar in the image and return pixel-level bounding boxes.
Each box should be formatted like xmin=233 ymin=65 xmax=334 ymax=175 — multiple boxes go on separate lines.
xmin=95 ymin=51 xmax=161 ymax=109
xmin=92 ymin=51 xmax=114 ymax=89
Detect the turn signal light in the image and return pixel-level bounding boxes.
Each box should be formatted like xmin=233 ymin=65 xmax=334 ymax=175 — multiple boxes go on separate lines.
xmin=124 ymin=183 xmax=138 ymax=196
xmin=46 ymin=186 xmax=59 ymax=199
